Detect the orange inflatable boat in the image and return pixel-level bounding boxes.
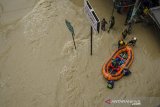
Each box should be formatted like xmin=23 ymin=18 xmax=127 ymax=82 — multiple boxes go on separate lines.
xmin=102 ymin=46 xmax=134 ymax=81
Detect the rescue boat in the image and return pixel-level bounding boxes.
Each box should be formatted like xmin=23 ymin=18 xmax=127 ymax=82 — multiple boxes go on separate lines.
xmin=102 ymin=46 xmax=134 ymax=81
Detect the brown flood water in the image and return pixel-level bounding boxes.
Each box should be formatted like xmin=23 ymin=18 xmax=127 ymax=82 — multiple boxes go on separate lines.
xmin=0 ymin=0 xmax=160 ymax=107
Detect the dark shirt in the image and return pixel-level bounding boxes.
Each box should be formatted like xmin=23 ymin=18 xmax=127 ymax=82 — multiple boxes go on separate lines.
xmin=128 ymin=40 xmax=136 ymax=44
xmin=109 ymin=19 xmax=115 ymax=28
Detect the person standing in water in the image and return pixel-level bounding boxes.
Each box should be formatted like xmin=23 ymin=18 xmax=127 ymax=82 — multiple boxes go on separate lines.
xmin=118 ymin=39 xmax=126 ymax=48
xmin=108 ymin=16 xmax=115 ymax=33
xmin=121 ymin=23 xmax=131 ymax=40
xmin=127 ymin=37 xmax=137 ymax=46
xmin=122 ymin=28 xmax=128 ymax=40
xmin=101 ymin=18 xmax=108 ymax=31
xmin=123 ymin=21 xmax=133 ymax=37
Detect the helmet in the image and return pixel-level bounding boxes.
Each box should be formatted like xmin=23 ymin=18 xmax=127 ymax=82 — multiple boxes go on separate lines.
xmin=133 ymin=37 xmax=137 ymax=40
xmin=120 ymin=41 xmax=124 ymax=45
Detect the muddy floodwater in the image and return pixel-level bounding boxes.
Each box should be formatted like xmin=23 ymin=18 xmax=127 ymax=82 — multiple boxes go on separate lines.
xmin=0 ymin=0 xmax=160 ymax=107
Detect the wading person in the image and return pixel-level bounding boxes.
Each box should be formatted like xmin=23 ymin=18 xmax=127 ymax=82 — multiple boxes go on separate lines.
xmin=122 ymin=67 xmax=131 ymax=76
xmin=122 ymin=26 xmax=129 ymax=39
xmin=101 ymin=18 xmax=108 ymax=31
xmin=108 ymin=16 xmax=115 ymax=33
xmin=127 ymin=37 xmax=137 ymax=46
xmin=125 ymin=21 xmax=132 ymax=34
xmin=118 ymin=39 xmax=126 ymax=48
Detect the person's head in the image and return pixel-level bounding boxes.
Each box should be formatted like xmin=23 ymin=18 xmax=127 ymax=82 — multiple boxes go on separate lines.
xmin=120 ymin=40 xmax=124 ymax=45
xmin=102 ymin=18 xmax=105 ymax=21
xmin=133 ymin=37 xmax=137 ymax=41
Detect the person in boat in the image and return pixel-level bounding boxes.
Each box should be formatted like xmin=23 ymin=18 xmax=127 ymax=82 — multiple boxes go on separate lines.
xmin=115 ymin=56 xmax=121 ymax=62
xmin=118 ymin=39 xmax=126 ymax=48
xmin=119 ymin=59 xmax=125 ymax=66
xmin=120 ymin=52 xmax=128 ymax=59
xmin=110 ymin=64 xmax=120 ymax=73
xmin=112 ymin=56 xmax=122 ymax=67
xmin=127 ymin=37 xmax=137 ymax=46
xmin=111 ymin=58 xmax=119 ymax=69
xmin=116 ymin=56 xmax=125 ymax=66
xmin=101 ymin=18 xmax=108 ymax=31
xmin=111 ymin=59 xmax=118 ymax=68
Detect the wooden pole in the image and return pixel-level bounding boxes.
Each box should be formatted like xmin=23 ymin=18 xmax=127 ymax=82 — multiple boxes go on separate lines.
xmin=72 ymin=33 xmax=76 ymax=50
xmin=91 ymin=26 xmax=93 ymax=55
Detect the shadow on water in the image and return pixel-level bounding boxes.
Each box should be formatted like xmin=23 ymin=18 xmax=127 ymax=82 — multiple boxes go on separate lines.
xmin=152 ymin=25 xmax=160 ymax=45
xmin=147 ymin=23 xmax=160 ymax=50
xmin=137 ymin=22 xmax=160 ymax=59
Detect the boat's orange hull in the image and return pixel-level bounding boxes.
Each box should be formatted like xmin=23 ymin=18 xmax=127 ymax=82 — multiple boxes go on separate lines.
xmin=102 ymin=46 xmax=134 ymax=81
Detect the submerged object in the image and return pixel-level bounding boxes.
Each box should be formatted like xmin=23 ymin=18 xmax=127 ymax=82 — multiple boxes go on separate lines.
xmin=102 ymin=46 xmax=134 ymax=81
